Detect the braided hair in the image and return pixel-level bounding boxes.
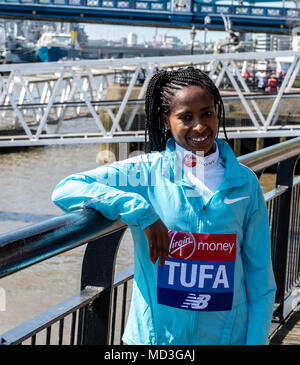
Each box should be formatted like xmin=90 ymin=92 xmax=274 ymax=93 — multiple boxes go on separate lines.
xmin=144 ymin=66 xmax=228 ymax=152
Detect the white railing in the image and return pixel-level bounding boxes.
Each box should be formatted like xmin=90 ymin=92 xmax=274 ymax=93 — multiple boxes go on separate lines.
xmin=1 ymin=51 xmax=300 ymax=146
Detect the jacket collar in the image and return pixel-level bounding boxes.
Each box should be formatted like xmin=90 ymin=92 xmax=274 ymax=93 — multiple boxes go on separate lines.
xmin=162 ymin=137 xmax=248 ymax=190
xmin=216 ymin=138 xmax=248 ymax=190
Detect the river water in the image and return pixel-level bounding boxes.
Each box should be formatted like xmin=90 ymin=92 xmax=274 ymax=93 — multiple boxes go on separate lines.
xmin=0 ymin=142 xmax=134 ymax=336
xmin=0 ymin=135 xmax=276 ymax=338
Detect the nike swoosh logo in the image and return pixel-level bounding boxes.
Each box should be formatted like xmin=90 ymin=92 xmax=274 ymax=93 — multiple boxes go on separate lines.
xmin=224 ymin=196 xmax=249 ymax=204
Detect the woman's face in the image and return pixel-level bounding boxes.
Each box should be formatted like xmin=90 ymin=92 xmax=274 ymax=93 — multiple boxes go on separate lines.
xmin=167 ymin=86 xmax=218 ymax=156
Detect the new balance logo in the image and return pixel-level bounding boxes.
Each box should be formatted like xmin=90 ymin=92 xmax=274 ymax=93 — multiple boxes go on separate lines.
xmin=181 ymin=293 xmax=211 ymax=310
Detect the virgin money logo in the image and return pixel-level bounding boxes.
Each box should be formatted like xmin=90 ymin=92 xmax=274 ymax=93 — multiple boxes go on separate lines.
xmin=168 ymin=231 xmax=196 ymax=259
xmin=183 ymin=154 xmax=197 ymax=168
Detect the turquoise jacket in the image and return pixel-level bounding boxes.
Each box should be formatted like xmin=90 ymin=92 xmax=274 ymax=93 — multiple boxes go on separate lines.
xmin=52 ymin=138 xmax=276 ymax=345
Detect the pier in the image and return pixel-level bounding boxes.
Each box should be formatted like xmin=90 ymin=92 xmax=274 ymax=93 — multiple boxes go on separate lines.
xmin=0 ymin=136 xmax=299 ymax=345
xmin=1 ymin=51 xmax=300 ymax=148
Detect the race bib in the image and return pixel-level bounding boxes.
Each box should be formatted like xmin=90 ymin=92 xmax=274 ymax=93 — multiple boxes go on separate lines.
xmin=157 ymin=231 xmax=236 ymax=311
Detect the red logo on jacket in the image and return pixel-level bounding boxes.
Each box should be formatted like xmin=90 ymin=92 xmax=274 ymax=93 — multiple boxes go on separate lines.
xmin=168 ymin=231 xmax=196 ymax=259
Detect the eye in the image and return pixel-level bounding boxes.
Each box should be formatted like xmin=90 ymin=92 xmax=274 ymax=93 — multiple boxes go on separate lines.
xmin=203 ymin=110 xmax=216 ymax=119
xmin=180 ymin=114 xmax=192 ymax=123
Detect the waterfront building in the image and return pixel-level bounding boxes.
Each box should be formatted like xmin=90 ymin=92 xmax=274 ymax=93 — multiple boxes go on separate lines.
xmin=128 ymin=33 xmax=138 ymax=47
xmin=271 ymin=34 xmax=291 ymax=51
xmin=292 ymin=28 xmax=300 ymax=51
xmin=255 ymin=33 xmax=271 ymax=52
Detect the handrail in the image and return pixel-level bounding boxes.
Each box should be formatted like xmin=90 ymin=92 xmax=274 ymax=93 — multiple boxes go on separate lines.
xmin=0 ymin=208 xmax=126 ymax=279
xmin=1 ymin=92 xmax=300 ymax=111
xmin=0 ymin=50 xmax=300 ymax=74
xmin=0 ymin=136 xmax=299 ymax=280
xmin=238 ymin=136 xmax=300 ymax=172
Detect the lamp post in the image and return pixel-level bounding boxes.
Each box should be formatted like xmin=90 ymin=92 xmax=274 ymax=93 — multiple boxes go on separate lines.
xmin=252 ymin=38 xmax=257 ymax=90
xmin=190 ymin=26 xmax=196 ymax=55
xmin=204 ymin=16 xmax=211 ymax=54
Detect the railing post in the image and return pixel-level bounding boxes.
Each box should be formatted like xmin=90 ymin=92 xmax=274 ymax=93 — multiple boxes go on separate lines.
xmin=78 ymin=224 xmax=127 ymax=345
xmin=273 ymin=156 xmax=298 ymax=320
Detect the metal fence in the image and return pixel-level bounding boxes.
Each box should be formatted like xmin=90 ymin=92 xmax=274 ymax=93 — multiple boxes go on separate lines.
xmin=240 ymin=136 xmax=300 ymax=322
xmin=0 ymin=136 xmax=300 ymax=345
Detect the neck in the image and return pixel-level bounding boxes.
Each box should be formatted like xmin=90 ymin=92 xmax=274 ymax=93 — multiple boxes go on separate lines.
xmin=204 ymin=143 xmax=216 ymax=157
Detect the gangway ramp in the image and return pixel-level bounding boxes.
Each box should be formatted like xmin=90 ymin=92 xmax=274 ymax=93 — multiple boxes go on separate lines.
xmin=1 ymin=51 xmax=300 ymax=147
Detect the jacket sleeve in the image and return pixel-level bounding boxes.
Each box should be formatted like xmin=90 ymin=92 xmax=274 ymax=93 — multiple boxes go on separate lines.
xmin=51 ymin=163 xmax=160 ymax=230
xmin=242 ymin=178 xmax=277 ymax=345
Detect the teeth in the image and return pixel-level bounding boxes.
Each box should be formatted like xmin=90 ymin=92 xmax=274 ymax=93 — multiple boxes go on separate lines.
xmin=190 ymin=136 xmax=208 ymax=142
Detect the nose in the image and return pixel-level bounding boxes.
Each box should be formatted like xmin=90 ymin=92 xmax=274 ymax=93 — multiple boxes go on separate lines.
xmin=192 ymin=118 xmax=207 ymax=133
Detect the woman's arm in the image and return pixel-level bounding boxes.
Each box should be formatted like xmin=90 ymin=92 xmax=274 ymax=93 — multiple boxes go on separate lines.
xmin=52 ymin=164 xmax=159 ymax=227
xmin=52 ymin=163 xmax=169 ymax=265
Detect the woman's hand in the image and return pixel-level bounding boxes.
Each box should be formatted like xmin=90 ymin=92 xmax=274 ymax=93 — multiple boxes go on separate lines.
xmin=143 ymin=219 xmax=170 ymax=267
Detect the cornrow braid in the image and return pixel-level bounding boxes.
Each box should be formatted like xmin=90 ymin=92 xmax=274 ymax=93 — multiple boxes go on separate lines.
xmin=144 ymin=67 xmax=229 ymax=152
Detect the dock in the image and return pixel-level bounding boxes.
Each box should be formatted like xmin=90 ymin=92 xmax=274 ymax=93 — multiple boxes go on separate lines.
xmin=271 ymin=305 xmax=300 ymax=345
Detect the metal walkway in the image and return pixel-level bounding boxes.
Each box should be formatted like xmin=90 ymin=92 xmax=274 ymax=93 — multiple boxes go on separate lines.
xmin=1 ymin=50 xmax=300 ymax=147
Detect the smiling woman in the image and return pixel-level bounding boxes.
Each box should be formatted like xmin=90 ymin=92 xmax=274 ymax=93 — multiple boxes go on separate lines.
xmin=52 ymin=67 xmax=276 ymax=345
xmin=166 ymin=86 xmax=218 ymax=156
xmin=144 ymin=67 xmax=228 ymax=154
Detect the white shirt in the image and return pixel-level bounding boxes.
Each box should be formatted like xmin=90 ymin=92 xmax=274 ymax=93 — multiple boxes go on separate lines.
xmin=255 ymin=71 xmax=266 ymax=88
xmin=176 ymin=142 xmax=225 ymax=204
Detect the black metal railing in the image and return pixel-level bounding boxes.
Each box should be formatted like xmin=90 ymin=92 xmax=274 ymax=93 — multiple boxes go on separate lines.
xmin=286 ymin=178 xmax=300 ymax=294
xmin=240 ymin=137 xmax=300 ymax=322
xmin=0 ymin=136 xmax=300 ymax=345
xmin=0 ymin=208 xmax=128 ymax=345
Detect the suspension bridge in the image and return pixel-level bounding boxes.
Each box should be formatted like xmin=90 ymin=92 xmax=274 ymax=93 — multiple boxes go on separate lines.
xmin=0 ymin=0 xmax=300 ymax=34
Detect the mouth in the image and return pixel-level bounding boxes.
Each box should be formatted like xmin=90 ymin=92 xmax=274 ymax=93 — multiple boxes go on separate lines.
xmin=188 ymin=135 xmax=210 ymax=145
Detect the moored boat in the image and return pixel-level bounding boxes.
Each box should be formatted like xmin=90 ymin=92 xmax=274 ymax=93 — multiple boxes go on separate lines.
xmin=36 ymin=32 xmax=81 ymax=62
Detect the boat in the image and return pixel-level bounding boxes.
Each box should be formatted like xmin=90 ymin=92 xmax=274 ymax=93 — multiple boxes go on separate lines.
xmin=36 ymin=32 xmax=81 ymax=62
xmin=3 ymin=35 xmax=38 ymax=63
